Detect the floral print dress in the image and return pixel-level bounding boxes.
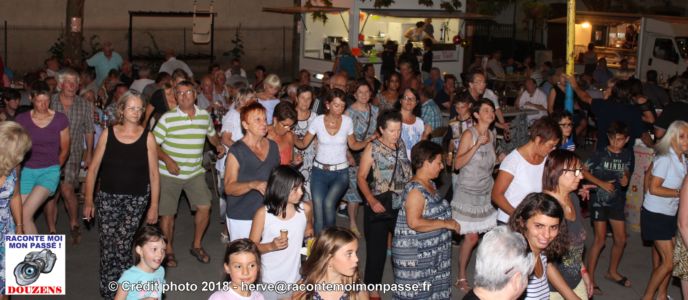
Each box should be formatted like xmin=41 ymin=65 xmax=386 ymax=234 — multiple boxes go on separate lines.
xmin=293 ymin=111 xmax=317 ymax=201
xmin=0 ymin=169 xmax=17 ymax=294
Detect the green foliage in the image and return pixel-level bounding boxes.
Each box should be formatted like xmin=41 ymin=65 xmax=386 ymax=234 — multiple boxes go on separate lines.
xmin=48 ymin=34 xmax=66 ymax=60
xmin=139 ymin=32 xmax=164 ymax=63
xmin=361 ymin=0 xmax=461 ymax=10
xmin=307 ymin=0 xmax=333 ymax=23
xmin=466 ymin=0 xmax=511 ymax=15
xmin=309 ymin=0 xmax=464 ymax=23
xmin=48 ymin=33 xmax=101 ymax=61
xmin=522 ymin=0 xmax=551 ymax=27
xmin=223 ymin=24 xmax=245 ymax=60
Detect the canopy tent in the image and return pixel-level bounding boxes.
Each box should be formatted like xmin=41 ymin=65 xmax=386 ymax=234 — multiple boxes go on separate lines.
xmin=360 ymin=9 xmax=492 ymax=21
xmin=262 ymin=6 xmax=349 ymax=14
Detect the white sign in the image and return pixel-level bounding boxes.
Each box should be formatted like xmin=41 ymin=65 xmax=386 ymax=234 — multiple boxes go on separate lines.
xmin=5 ymin=235 xmax=66 ymax=295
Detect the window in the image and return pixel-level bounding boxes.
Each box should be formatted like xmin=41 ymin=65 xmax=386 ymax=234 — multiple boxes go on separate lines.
xmin=653 ymin=38 xmax=679 ymax=64
xmin=675 ymin=37 xmax=688 ymax=59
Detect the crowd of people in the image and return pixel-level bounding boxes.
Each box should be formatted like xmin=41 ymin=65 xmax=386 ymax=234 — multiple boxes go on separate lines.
xmin=2 ymin=36 xmax=688 ymax=300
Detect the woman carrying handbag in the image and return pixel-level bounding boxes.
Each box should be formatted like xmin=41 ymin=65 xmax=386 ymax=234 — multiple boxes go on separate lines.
xmin=357 ymin=110 xmax=412 ymax=300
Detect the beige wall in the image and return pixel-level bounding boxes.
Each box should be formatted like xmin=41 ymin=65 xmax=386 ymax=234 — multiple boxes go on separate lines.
xmin=0 ymin=0 xmax=295 ymax=76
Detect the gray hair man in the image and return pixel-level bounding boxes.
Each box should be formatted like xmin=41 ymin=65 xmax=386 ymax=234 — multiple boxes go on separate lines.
xmin=47 ymin=68 xmax=95 ymax=243
xmin=464 ymin=226 xmax=535 ymax=300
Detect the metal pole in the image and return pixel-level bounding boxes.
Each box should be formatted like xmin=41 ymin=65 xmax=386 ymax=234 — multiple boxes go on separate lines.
xmin=4 ymin=21 xmax=7 ymax=65
xmin=564 ymin=0 xmax=575 ymax=113
xmin=210 ymin=13 xmax=215 ymax=64
xmin=128 ymin=13 xmax=133 ymax=60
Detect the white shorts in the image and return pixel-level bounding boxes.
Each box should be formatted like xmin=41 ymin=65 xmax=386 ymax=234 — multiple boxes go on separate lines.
xmin=227 ymin=218 xmax=253 ymax=241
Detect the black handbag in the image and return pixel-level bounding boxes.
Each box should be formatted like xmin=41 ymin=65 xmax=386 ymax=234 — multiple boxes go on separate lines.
xmin=368 ymin=144 xmax=399 ymax=222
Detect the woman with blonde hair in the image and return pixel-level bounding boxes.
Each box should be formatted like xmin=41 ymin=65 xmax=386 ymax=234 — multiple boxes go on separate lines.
xmin=292 ymin=227 xmax=368 ymax=300
xmin=256 ymin=74 xmax=282 ymax=125
xmin=0 ymin=121 xmax=31 ymax=295
xmin=83 ymin=90 xmax=160 ymax=299
xmin=641 ymin=120 xmax=688 ymax=300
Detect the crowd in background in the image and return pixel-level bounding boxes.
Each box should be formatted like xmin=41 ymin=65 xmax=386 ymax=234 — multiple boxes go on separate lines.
xmin=2 ymin=34 xmax=688 ymax=300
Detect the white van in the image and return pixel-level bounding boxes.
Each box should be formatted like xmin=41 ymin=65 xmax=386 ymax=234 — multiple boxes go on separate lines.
xmin=637 ymin=17 xmax=688 ymax=81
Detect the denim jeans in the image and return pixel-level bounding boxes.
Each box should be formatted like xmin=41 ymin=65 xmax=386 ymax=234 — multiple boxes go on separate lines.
xmin=311 ymin=167 xmax=349 ymax=233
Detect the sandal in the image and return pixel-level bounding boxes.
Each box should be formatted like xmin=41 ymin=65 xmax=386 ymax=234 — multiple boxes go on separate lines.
xmin=70 ymin=225 xmax=81 ymax=245
xmin=593 ymin=285 xmax=603 ymax=295
xmin=455 ymin=278 xmax=470 ymax=292
xmin=604 ymin=274 xmax=631 ymax=287
xmin=190 ymin=247 xmax=211 ymax=264
xmin=350 ymin=227 xmax=360 ymax=238
xmin=165 ymin=253 xmax=177 ymax=268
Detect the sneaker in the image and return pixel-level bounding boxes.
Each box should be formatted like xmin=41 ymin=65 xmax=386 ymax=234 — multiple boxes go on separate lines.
xmin=337 ymin=203 xmax=348 ymax=218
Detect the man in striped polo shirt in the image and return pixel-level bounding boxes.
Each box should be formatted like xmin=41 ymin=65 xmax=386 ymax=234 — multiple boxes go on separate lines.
xmin=154 ymin=80 xmax=225 ymax=267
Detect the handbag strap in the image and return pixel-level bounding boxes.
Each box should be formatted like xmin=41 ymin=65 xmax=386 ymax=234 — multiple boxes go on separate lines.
xmin=363 ymin=104 xmax=373 ymax=138
xmin=387 ymin=143 xmax=399 ymax=190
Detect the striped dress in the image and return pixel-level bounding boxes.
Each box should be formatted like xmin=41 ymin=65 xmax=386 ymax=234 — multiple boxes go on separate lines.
xmin=392 ymin=181 xmax=452 ymax=300
xmin=153 ymin=105 xmax=216 ymax=179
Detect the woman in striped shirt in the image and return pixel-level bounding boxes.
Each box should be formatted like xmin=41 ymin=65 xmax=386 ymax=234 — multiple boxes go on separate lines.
xmin=508 ymin=192 xmax=568 ymax=300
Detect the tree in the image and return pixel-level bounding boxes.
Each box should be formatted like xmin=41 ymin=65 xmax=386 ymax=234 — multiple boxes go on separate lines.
xmin=64 ymin=0 xmax=85 ymax=65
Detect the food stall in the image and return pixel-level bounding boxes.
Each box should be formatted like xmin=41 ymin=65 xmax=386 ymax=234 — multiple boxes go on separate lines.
xmin=548 ymin=11 xmax=688 ymax=81
xmin=266 ymin=0 xmax=491 ymax=81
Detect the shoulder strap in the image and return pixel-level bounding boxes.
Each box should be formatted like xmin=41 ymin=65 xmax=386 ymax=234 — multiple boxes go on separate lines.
xmin=388 ymin=145 xmax=399 ymax=190
xmin=363 ymin=104 xmax=373 ymax=137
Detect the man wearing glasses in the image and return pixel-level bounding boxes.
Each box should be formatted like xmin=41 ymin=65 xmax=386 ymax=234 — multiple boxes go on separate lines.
xmin=153 ymin=80 xmax=225 ymax=267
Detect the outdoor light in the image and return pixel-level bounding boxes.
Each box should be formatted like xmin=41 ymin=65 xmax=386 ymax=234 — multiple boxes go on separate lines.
xmin=581 ymin=22 xmax=591 ymax=29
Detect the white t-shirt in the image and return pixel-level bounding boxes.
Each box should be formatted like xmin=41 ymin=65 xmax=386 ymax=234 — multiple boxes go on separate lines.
xmin=497 ymin=149 xmax=546 ymax=223
xmin=215 ymin=108 xmax=244 ymax=173
xmin=260 ymin=204 xmax=306 ymax=284
xmin=225 ymin=68 xmax=247 ymax=80
xmin=258 ymin=98 xmax=280 ymax=125
xmin=159 ymin=57 xmax=193 ymax=78
xmin=643 ymin=148 xmax=686 ymax=216
xmin=518 ymin=89 xmax=548 ymax=125
xmin=483 ymin=89 xmax=500 ymax=109
xmin=308 ymin=115 xmax=353 ymax=165
xmin=129 ymin=78 xmax=154 ymax=93
xmin=401 ymin=117 xmax=425 ymax=160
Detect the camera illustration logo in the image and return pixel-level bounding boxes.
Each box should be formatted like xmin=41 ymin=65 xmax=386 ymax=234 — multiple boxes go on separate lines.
xmin=5 ymin=235 xmax=65 ymax=295
xmin=14 ymin=249 xmax=57 ymax=285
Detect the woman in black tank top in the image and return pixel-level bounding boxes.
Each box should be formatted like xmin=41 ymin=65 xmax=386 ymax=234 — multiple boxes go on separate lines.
xmin=83 ymin=91 xmax=161 ymax=299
